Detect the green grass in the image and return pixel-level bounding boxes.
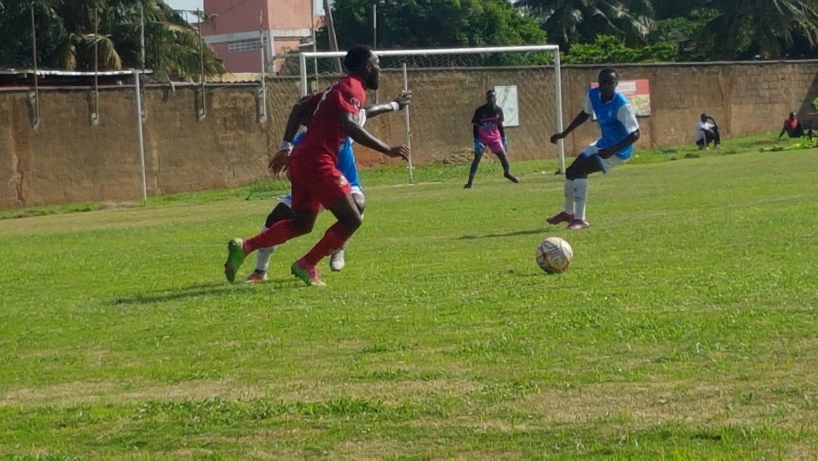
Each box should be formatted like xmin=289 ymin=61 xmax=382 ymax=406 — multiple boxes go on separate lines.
xmin=2 ymin=135 xmax=818 ymax=459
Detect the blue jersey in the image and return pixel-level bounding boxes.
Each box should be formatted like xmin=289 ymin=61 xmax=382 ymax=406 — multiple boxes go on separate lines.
xmin=586 ymin=87 xmax=639 ymax=160
xmin=293 ymin=131 xmax=361 ymax=188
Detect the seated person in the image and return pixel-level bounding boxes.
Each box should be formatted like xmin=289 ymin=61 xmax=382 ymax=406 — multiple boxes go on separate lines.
xmin=778 ymin=112 xmax=805 ymax=139
xmin=695 ymin=113 xmax=720 ymax=149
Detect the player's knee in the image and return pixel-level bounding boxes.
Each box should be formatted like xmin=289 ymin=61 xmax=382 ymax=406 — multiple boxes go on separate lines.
xmin=264 ymin=203 xmax=296 ymax=228
xmin=565 ymin=163 xmax=586 ymax=181
xmin=340 ymin=213 xmax=363 ymax=231
xmin=292 ymin=215 xmax=315 ymax=235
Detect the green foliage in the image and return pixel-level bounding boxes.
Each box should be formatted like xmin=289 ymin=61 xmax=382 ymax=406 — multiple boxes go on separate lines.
xmin=563 ymin=35 xmax=676 ymax=64
xmin=0 ymin=0 xmax=224 ymax=81
xmin=321 ymin=0 xmax=548 ymax=66
xmin=515 ymin=0 xmax=654 ymax=50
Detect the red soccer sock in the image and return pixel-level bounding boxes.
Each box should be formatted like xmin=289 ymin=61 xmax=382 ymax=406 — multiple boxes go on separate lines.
xmin=244 ymin=219 xmax=301 ymax=254
xmin=302 ymin=222 xmax=355 ymax=266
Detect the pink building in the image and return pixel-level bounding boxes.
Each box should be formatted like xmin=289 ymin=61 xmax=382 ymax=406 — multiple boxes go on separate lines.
xmin=202 ymin=0 xmax=319 ymax=74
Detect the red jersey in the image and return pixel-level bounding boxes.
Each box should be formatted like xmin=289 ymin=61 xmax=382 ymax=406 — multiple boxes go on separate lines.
xmin=290 ymin=74 xmax=367 ymax=165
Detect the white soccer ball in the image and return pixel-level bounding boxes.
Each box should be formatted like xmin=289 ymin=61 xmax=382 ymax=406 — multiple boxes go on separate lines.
xmin=536 ymin=237 xmax=574 ymax=274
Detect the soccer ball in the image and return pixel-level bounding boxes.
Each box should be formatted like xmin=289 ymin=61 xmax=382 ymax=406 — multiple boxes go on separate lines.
xmin=536 ymin=237 xmax=573 ymax=274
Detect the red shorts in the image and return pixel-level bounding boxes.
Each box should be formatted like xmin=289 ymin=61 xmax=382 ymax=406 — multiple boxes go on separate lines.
xmin=287 ymin=156 xmax=351 ymax=213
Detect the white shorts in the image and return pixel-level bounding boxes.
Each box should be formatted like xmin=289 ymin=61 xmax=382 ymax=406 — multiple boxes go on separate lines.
xmin=280 ymin=185 xmax=363 ymax=209
xmin=581 ymin=143 xmax=627 ymax=174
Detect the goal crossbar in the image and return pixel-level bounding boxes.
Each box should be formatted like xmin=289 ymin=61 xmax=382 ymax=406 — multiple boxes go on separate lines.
xmin=297 ymin=44 xmax=566 ymax=173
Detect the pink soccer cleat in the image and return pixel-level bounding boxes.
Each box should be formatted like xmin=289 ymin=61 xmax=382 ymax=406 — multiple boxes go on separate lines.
xmin=567 ymin=219 xmax=591 ymax=230
xmin=546 ymin=211 xmax=574 ymax=225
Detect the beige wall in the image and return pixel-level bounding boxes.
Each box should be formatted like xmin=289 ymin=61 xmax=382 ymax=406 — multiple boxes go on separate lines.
xmin=3 ymin=61 xmax=818 ymax=209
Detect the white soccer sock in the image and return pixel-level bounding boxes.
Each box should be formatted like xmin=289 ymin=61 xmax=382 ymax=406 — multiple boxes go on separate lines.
xmin=573 ymin=178 xmax=589 ymax=221
xmin=254 ymin=226 xmax=275 ymax=272
xmin=563 ymin=180 xmax=575 ymax=215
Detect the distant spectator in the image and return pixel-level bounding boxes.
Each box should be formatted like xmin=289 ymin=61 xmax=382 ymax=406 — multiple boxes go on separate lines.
xmin=695 ymin=113 xmax=720 ymax=150
xmin=778 ymin=112 xmax=805 ymax=139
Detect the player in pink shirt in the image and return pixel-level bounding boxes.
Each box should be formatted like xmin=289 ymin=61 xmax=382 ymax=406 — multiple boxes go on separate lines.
xmin=464 ymin=89 xmax=519 ymax=188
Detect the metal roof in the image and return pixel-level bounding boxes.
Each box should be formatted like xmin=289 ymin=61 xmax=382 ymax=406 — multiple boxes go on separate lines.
xmin=0 ymin=69 xmax=153 ymax=76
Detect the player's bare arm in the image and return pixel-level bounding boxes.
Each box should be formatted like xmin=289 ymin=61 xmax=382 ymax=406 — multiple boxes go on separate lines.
xmin=550 ymin=111 xmax=592 ymax=144
xmin=268 ymin=96 xmax=313 ymax=174
xmin=598 ymin=130 xmax=641 ymax=158
xmin=341 ymin=112 xmax=409 ymax=160
xmin=364 ymin=91 xmax=412 ymax=118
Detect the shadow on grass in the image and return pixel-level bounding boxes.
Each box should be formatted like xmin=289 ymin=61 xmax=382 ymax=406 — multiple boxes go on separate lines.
xmin=109 ymin=279 xmax=300 ymax=306
xmin=457 ymin=228 xmax=546 ymax=240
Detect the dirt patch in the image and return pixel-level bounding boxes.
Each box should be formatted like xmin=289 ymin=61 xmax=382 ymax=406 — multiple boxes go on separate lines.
xmin=1 ymin=377 xmax=479 ymax=408
xmin=275 ymin=379 xmax=482 ymax=404
xmin=1 ymin=379 xmax=260 ymax=407
xmin=514 ymin=380 xmax=818 ymax=430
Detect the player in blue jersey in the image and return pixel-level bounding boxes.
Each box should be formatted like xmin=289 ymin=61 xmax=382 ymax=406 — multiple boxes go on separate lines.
xmin=546 ymin=68 xmax=640 ymax=230
xmin=244 ymin=90 xmax=412 ymax=282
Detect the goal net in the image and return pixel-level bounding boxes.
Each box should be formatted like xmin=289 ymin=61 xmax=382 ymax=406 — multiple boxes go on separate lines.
xmin=295 ymin=45 xmax=565 ymax=182
xmin=247 ymin=45 xmax=565 ymax=198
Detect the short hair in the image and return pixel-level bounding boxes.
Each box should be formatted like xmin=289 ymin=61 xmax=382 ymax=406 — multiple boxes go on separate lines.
xmin=344 ymin=45 xmax=373 ymax=71
xmin=486 ymin=89 xmax=496 ymax=96
xmin=599 ymin=67 xmax=617 ymax=78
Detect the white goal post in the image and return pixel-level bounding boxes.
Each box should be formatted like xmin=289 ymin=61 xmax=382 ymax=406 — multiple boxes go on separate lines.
xmin=298 ymin=45 xmax=566 ymax=178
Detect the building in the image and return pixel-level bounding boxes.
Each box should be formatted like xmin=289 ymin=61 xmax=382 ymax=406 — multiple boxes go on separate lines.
xmin=201 ymin=0 xmax=320 ymax=74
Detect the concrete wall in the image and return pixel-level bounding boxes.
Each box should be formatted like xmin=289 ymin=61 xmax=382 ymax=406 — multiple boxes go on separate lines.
xmin=2 ymin=61 xmax=818 ymax=209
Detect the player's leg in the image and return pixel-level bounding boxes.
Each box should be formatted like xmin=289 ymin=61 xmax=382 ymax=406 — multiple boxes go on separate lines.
xmin=464 ymin=152 xmax=483 ymax=189
xmin=489 ymin=140 xmax=519 ymax=183
xmin=547 ymin=146 xmax=602 ymax=229
xmin=245 ymin=198 xmax=297 ymax=283
xmin=465 ymin=138 xmax=488 ymax=188
xmin=292 ymin=167 xmax=359 ymax=286
xmin=224 ymin=165 xmax=319 ymax=283
xmin=329 ymin=187 xmax=364 ymax=272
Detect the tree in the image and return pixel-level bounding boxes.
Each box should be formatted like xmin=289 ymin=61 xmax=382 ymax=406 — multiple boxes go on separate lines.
xmin=514 ymin=0 xmax=654 ymax=50
xmin=563 ymin=34 xmax=676 ymax=63
xmin=0 ymin=0 xmax=224 ymax=81
xmin=698 ymin=0 xmax=818 ymax=59
xmin=321 ymin=0 xmax=548 ymax=65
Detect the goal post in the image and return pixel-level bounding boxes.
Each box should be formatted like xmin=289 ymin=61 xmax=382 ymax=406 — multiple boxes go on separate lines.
xmin=298 ymin=45 xmax=566 ymax=179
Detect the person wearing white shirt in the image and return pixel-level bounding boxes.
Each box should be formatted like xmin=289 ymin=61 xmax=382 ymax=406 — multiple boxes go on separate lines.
xmin=695 ymin=113 xmax=720 ymax=149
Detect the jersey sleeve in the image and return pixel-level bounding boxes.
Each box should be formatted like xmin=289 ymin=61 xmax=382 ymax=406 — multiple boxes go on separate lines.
xmin=617 ymin=104 xmax=640 ymax=134
xmin=583 ymin=92 xmax=594 ymax=115
xmin=330 ymin=83 xmax=365 ymax=116
xmin=471 ymin=108 xmax=481 ymax=125
xmin=307 ymin=93 xmax=322 ymax=112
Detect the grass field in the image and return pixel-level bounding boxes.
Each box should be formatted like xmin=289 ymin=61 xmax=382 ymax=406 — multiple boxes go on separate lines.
xmin=2 ymin=136 xmax=818 ymax=460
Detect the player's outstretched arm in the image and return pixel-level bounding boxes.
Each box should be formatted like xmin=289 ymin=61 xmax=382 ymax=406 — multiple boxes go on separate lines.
xmin=282 ymin=96 xmax=312 ymax=143
xmin=269 ymin=96 xmax=312 ymax=174
xmin=365 ymin=91 xmax=412 ymax=119
xmin=550 ymin=111 xmax=592 ymax=144
xmin=341 ymin=112 xmax=409 ymax=160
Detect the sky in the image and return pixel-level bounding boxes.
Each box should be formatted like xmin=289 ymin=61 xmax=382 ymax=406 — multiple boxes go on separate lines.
xmin=166 ymin=0 xmax=325 ymax=22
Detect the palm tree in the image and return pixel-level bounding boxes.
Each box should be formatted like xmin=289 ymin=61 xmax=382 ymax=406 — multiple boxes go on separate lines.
xmin=514 ymin=0 xmax=655 ymax=50
xmin=698 ymin=0 xmax=818 ymax=59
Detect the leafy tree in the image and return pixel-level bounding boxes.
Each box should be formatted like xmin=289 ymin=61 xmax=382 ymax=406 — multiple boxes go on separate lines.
xmin=514 ymin=0 xmax=654 ymax=50
xmin=319 ymin=0 xmax=549 ymax=66
xmin=698 ymin=0 xmax=818 ymax=59
xmin=0 ymin=0 xmax=224 ymax=81
xmin=563 ymin=34 xmax=675 ymax=64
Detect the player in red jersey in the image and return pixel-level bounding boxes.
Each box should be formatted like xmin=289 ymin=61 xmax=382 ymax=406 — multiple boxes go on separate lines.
xmin=223 ymin=45 xmax=410 ymax=286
